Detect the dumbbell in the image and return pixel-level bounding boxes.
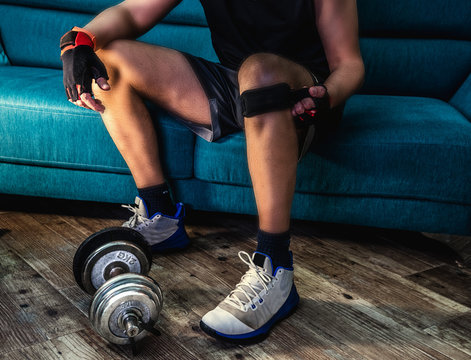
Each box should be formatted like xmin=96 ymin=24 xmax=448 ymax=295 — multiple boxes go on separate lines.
xmin=73 ymin=227 xmax=163 ymax=344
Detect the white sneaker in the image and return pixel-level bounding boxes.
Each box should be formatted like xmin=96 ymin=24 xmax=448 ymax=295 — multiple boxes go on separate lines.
xmin=200 ymin=251 xmax=299 ymax=342
xmin=122 ymin=196 xmax=189 ymax=252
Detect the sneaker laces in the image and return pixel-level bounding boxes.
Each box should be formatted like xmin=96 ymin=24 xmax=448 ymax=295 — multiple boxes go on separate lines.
xmin=121 ymin=204 xmax=148 ymax=228
xmin=224 ymin=251 xmax=276 ymax=311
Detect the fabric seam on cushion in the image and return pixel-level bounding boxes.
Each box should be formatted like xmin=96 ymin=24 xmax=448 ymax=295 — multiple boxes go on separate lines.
xmin=0 ymin=103 xmax=100 ymax=118
xmin=0 ymin=156 xmax=130 ymax=173
xmin=0 ymin=158 xmax=191 ymax=179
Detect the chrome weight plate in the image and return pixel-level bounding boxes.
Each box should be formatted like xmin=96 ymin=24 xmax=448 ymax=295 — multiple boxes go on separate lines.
xmin=89 ymin=273 xmax=163 ymax=345
xmin=73 ymin=227 xmax=152 ymax=294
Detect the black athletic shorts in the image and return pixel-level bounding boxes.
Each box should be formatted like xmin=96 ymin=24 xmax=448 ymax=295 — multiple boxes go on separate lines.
xmin=176 ymin=52 xmax=344 ymax=158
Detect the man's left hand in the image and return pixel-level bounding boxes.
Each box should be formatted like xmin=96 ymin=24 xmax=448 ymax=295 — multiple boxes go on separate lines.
xmin=291 ymin=85 xmax=328 ymax=117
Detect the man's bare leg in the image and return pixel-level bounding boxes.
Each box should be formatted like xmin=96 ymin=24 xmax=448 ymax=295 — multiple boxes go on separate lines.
xmin=93 ymin=40 xmax=211 ymax=189
xmin=87 ymin=40 xmax=211 ymax=249
xmin=238 ymin=53 xmax=315 ymax=234
xmin=200 ymin=55 xmax=313 ymax=339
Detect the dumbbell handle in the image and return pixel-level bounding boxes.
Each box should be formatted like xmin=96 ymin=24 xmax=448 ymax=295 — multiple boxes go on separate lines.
xmin=122 ymin=313 xmax=140 ymax=338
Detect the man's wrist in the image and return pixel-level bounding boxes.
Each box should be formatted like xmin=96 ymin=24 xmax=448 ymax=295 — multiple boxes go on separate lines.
xmin=72 ymin=27 xmax=97 ymax=50
xmin=60 ymin=27 xmax=97 ymax=56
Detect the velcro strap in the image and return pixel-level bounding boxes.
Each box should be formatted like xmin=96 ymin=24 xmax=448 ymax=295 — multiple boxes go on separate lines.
xmin=241 ymin=83 xmax=330 ymax=118
xmin=72 ymin=26 xmax=96 ymax=50
xmin=240 ymin=83 xmax=292 ymax=118
xmin=75 ymin=32 xmax=94 ymax=48
xmin=60 ymin=27 xmax=96 ymax=56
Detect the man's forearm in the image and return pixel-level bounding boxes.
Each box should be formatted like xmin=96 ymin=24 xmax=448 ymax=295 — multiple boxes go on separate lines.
xmin=83 ymin=0 xmax=181 ymax=50
xmin=324 ymin=60 xmax=365 ymax=108
xmin=84 ymin=5 xmax=140 ymax=50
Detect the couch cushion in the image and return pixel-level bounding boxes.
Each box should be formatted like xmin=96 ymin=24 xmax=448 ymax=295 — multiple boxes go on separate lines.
xmin=0 ymin=66 xmax=194 ymax=179
xmin=357 ymin=0 xmax=471 ymax=40
xmin=359 ymin=38 xmax=471 ymax=100
xmin=194 ymin=95 xmax=471 ymax=205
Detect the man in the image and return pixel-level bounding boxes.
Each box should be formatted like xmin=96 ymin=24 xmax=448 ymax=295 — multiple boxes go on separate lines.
xmin=60 ymin=0 xmax=364 ymax=342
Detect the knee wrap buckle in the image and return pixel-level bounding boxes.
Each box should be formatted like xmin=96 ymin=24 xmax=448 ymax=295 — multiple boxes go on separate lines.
xmin=240 ymin=83 xmax=329 ymax=122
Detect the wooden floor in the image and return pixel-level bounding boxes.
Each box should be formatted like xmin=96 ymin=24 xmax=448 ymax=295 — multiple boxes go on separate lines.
xmin=0 ymin=195 xmax=470 ymax=360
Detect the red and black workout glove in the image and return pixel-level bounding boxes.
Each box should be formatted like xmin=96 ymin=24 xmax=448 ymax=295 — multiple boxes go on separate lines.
xmin=60 ymin=27 xmax=108 ymax=101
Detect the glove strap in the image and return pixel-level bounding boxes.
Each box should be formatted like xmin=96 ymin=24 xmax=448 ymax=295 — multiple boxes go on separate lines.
xmin=60 ymin=26 xmax=97 ymax=56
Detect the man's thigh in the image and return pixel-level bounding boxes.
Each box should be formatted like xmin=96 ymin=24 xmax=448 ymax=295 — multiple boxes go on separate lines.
xmin=96 ymin=40 xmax=212 ymax=127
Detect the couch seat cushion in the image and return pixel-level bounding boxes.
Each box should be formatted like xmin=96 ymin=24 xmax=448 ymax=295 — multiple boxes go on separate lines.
xmin=194 ymin=95 xmax=471 ymax=205
xmin=0 ymin=66 xmax=194 ymax=179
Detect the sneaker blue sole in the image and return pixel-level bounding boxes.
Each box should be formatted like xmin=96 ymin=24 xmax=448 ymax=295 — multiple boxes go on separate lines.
xmin=200 ymin=285 xmax=300 ymax=343
xmin=150 ymin=225 xmax=190 ymax=253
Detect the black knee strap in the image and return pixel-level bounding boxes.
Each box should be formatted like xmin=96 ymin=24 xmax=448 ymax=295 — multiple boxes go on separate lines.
xmin=240 ymin=83 xmax=329 ymax=118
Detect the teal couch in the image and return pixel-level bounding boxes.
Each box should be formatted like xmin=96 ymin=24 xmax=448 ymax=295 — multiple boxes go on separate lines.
xmin=1 ymin=0 xmax=470 ymax=235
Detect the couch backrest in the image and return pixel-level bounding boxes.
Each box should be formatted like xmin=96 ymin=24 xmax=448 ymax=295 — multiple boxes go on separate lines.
xmin=0 ymin=0 xmax=470 ymax=100
xmin=357 ymin=0 xmax=471 ymax=100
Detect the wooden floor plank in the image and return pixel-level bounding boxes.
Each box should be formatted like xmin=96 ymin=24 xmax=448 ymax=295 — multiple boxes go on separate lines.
xmin=0 ymin=288 xmax=47 ymax=355
xmin=0 ymin=213 xmax=77 ymax=289
xmin=290 ymin=220 xmax=451 ymax=269
xmin=424 ymin=312 xmax=471 ymax=357
xmin=0 ymin=245 xmax=88 ymax=355
xmin=0 ymin=330 xmax=131 ymax=360
xmin=294 ymin=265 xmax=471 ymax=360
xmin=291 ymin=238 xmax=469 ymax=325
xmin=0 ymin=247 xmax=89 ymax=337
xmin=405 ymin=265 xmax=471 ymax=308
xmin=291 ymin=226 xmax=443 ymax=277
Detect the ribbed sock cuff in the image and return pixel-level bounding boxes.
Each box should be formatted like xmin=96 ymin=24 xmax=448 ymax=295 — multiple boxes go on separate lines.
xmin=256 ymin=229 xmax=292 ymax=269
xmin=137 ymin=182 xmax=176 ymax=216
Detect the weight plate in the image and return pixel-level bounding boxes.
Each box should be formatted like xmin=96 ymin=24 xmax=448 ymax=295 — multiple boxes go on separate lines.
xmin=89 ymin=273 xmax=163 ymax=345
xmin=73 ymin=227 xmax=152 ymax=294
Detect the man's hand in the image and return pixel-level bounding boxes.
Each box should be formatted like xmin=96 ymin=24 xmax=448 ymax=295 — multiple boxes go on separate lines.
xmin=60 ymin=27 xmax=110 ymax=113
xmin=291 ymin=85 xmax=329 ymax=117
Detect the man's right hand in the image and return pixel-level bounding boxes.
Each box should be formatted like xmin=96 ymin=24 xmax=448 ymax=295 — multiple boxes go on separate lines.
xmin=60 ymin=27 xmax=110 ymax=113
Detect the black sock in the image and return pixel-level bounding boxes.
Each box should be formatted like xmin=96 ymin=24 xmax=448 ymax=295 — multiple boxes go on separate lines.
xmin=256 ymin=229 xmax=292 ymax=270
xmin=137 ymin=183 xmax=176 ymax=216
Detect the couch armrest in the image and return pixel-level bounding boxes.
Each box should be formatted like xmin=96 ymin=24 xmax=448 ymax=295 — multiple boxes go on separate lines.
xmin=450 ymin=72 xmax=471 ymax=120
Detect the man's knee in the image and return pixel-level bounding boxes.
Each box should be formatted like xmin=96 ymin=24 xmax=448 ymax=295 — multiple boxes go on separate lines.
xmin=238 ymin=53 xmax=289 ymax=89
xmin=238 ymin=53 xmax=315 ymax=121
xmin=95 ymin=40 xmax=139 ymax=83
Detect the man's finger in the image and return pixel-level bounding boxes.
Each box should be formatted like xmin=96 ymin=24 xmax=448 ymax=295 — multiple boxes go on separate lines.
xmin=80 ymin=92 xmax=105 ymax=113
xmin=301 ymin=98 xmax=315 ymax=109
xmin=309 ymin=85 xmax=327 ymax=98
xmin=94 ymin=98 xmax=104 ymax=106
xmin=295 ymin=102 xmax=305 ymax=115
xmin=96 ymin=77 xmax=110 ymax=91
xmin=75 ymin=99 xmax=91 ymax=110
xmin=70 ymin=85 xmax=79 ymax=102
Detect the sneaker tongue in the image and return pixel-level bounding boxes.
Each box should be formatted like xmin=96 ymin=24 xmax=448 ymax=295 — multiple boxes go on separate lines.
xmin=252 ymin=252 xmax=273 ymax=275
xmin=224 ymin=252 xmax=273 ymax=307
xmin=134 ymin=196 xmax=149 ymax=218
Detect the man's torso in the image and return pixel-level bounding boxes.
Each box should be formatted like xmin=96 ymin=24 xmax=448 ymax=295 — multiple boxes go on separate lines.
xmin=199 ymin=0 xmax=330 ymax=78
